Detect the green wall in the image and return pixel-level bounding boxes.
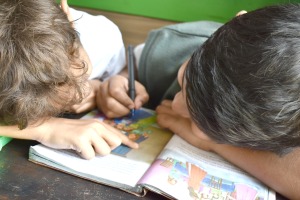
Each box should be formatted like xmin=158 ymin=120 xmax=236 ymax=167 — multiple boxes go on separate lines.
xmin=66 ymin=0 xmax=300 ymax=22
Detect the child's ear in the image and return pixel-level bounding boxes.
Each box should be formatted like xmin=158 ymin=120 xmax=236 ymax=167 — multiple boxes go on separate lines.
xmin=60 ymin=0 xmax=74 ymax=22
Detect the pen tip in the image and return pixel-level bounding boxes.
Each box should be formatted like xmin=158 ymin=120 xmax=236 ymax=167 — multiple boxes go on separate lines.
xmin=131 ymin=109 xmax=135 ymax=117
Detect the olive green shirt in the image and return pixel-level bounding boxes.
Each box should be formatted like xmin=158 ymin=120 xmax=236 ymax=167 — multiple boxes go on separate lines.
xmin=138 ymin=21 xmax=222 ymax=109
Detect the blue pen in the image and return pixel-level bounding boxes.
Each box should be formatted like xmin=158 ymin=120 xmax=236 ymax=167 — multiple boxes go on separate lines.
xmin=127 ymin=45 xmax=136 ymax=117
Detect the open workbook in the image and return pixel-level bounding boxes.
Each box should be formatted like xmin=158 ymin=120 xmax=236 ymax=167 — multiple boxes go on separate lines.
xmin=29 ymin=108 xmax=275 ymax=200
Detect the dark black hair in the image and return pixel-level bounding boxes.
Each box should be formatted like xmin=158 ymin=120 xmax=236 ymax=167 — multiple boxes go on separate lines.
xmin=185 ymin=3 xmax=300 ymax=155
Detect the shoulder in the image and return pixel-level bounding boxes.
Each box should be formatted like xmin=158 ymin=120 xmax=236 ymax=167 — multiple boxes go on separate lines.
xmin=69 ymin=8 xmax=123 ymax=50
xmin=70 ymin=8 xmax=121 ymax=37
xmin=69 ymin=8 xmax=125 ymax=79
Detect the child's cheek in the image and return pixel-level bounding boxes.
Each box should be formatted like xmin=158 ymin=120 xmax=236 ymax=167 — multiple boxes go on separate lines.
xmin=172 ymin=91 xmax=190 ymax=118
xmin=191 ymin=122 xmax=211 ymax=141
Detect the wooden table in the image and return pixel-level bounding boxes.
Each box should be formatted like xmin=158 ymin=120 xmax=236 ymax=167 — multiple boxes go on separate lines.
xmin=0 ymin=139 xmax=169 ymax=200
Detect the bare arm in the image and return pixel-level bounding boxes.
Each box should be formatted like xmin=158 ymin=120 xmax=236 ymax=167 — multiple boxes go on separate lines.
xmin=0 ymin=117 xmax=138 ymax=159
xmin=156 ymin=100 xmax=300 ymax=199
xmin=212 ymin=144 xmax=300 ymax=199
xmin=0 ymin=123 xmax=40 ymax=140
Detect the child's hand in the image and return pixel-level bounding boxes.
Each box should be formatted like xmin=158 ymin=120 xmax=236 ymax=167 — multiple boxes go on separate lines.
xmin=96 ymin=75 xmax=149 ymax=118
xmin=34 ymin=117 xmax=139 ymax=159
xmin=69 ymin=80 xmax=101 ymax=114
xmin=156 ymin=100 xmax=215 ymax=152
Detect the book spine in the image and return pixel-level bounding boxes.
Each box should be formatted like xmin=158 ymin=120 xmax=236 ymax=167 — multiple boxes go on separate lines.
xmin=0 ymin=136 xmax=12 ymax=151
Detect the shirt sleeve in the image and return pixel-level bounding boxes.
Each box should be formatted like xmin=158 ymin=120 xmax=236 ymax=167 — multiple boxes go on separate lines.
xmin=70 ymin=8 xmax=126 ymax=80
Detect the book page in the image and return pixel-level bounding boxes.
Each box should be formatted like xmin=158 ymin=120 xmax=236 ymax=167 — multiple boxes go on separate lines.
xmin=31 ymin=145 xmax=148 ymax=187
xmin=30 ymin=108 xmax=173 ymax=189
xmin=138 ymin=135 xmax=275 ymax=200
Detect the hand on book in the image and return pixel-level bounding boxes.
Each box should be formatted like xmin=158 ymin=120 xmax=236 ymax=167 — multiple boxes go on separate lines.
xmin=35 ymin=117 xmax=139 ymax=159
xmin=96 ymin=75 xmax=149 ymax=118
xmin=156 ymin=100 xmax=216 ymax=152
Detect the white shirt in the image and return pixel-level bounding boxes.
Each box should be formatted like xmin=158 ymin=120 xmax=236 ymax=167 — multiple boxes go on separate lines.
xmin=70 ymin=8 xmax=126 ymax=80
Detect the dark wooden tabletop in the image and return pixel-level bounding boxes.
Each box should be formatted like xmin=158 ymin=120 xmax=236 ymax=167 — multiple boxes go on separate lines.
xmin=0 ymin=139 xmax=169 ymax=200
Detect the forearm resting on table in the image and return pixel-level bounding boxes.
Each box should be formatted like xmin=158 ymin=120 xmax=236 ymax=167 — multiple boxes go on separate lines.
xmin=212 ymin=144 xmax=300 ymax=199
xmin=0 ymin=118 xmax=57 ymax=141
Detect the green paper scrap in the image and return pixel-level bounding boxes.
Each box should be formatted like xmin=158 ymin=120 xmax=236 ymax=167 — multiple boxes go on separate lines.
xmin=0 ymin=136 xmax=12 ymax=151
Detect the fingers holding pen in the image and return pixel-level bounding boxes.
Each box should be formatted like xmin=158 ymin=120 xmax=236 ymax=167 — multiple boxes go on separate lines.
xmin=133 ymin=81 xmax=149 ymax=109
xmin=97 ymin=75 xmax=131 ymax=117
xmin=97 ymin=75 xmax=149 ymax=118
xmin=105 ymin=78 xmax=148 ymax=111
xmin=108 ymin=80 xmax=149 ymax=111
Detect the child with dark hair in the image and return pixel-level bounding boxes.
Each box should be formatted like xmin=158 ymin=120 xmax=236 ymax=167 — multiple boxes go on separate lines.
xmin=0 ymin=0 xmax=150 ymax=159
xmin=153 ymin=4 xmax=300 ymax=199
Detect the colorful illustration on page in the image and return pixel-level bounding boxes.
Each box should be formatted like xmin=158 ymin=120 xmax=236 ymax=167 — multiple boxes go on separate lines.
xmin=159 ymin=157 xmax=263 ymax=200
xmin=83 ymin=109 xmax=156 ymax=156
